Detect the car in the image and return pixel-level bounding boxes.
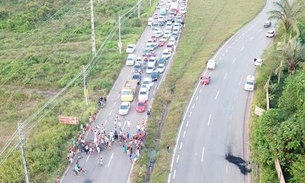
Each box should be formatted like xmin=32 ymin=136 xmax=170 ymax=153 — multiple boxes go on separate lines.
xmin=163 ymin=31 xmax=171 ymax=39
xmin=244 ymin=75 xmax=255 ymax=91
xmin=131 ymin=73 xmax=141 ymax=84
xmin=158 ymin=39 xmax=166 ymax=47
xmin=166 ymin=21 xmax=172 ymax=27
xmin=158 ymin=20 xmax=165 ymax=26
xmin=119 ymin=102 xmax=131 ymax=115
xmin=158 ymin=58 xmax=167 ymax=65
xmin=136 ymin=100 xmax=148 ymax=113
xmin=167 ymin=38 xmax=176 ymax=47
xmin=147 ymin=17 xmax=153 ymax=27
xmin=143 ymin=51 xmax=157 ymax=61
xmin=151 ymin=70 xmax=159 ymax=81
xmin=160 ymin=9 xmax=167 ymax=16
xmin=126 ymin=44 xmax=136 ymax=53
xmin=126 ymin=54 xmax=135 ymax=66
xmin=147 ymin=39 xmax=154 ymax=47
xmin=138 ymin=88 xmax=149 ymax=101
xmin=148 ymin=43 xmax=158 ymax=51
xmin=158 ymin=15 xmax=165 ymax=21
xmin=133 ymin=62 xmax=142 ymax=73
xmin=153 ymin=13 xmax=158 ymax=19
xmin=157 ymin=64 xmax=166 ymax=73
xmin=254 ymin=58 xmax=263 ymax=66
xmin=200 ymin=76 xmax=211 ymax=85
xmin=151 ymin=35 xmax=158 ymax=42
xmin=152 ymin=21 xmax=159 ymax=28
xmin=136 ymin=56 xmax=143 ymax=64
xmin=171 ymin=31 xmax=179 ymax=40
xmin=147 ymin=57 xmax=157 ymax=67
xmin=180 ymin=6 xmax=187 ymax=14
xmin=207 ymin=59 xmax=216 ymax=70
xmin=167 ymin=15 xmax=174 ymax=22
xmin=264 ymin=21 xmax=272 ymax=28
xmin=266 ymin=30 xmax=275 ymax=38
xmin=146 ymin=65 xmax=155 ymax=74
xmin=154 ymin=30 xmax=164 ymax=38
xmin=162 ymin=49 xmax=172 ymax=59
xmin=141 ymin=77 xmax=153 ymax=90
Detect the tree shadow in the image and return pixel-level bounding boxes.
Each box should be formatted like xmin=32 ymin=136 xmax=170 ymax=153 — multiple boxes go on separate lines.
xmin=225 ymin=149 xmax=251 ymax=175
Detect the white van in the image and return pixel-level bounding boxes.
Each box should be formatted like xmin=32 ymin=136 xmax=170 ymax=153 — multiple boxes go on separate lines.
xmin=244 ymin=75 xmax=255 ymax=91
xmin=148 ymin=17 xmax=153 ymax=27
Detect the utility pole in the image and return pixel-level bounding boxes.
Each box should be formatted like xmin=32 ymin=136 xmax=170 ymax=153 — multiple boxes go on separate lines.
xmin=90 ymin=0 xmax=97 ymax=55
xmin=137 ymin=0 xmax=140 ymax=18
xmin=17 ymin=123 xmax=30 ymax=183
xmin=83 ymin=66 xmax=89 ymax=106
xmin=150 ymin=0 xmax=152 ymax=7
xmin=118 ymin=14 xmax=122 ymax=54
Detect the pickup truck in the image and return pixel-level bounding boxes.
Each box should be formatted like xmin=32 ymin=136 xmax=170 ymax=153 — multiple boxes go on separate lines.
xmin=121 ymin=80 xmax=138 ymax=102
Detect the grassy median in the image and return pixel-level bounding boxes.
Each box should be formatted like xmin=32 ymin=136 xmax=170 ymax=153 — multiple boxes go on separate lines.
xmin=131 ymin=0 xmax=265 ymax=182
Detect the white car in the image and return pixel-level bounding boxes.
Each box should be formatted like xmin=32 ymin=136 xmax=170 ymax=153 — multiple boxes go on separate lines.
xmin=244 ymin=75 xmax=255 ymax=91
xmin=119 ymin=102 xmax=131 ymax=115
xmin=146 ymin=65 xmax=155 ymax=74
xmin=207 ymin=59 xmax=216 ymax=70
xmin=167 ymin=38 xmax=176 ymax=47
xmin=147 ymin=57 xmax=157 ymax=67
xmin=254 ymin=58 xmax=263 ymax=66
xmin=138 ymin=88 xmax=149 ymax=101
xmin=141 ymin=77 xmax=153 ymax=90
xmin=163 ymin=31 xmax=171 ymax=39
xmin=162 ymin=49 xmax=172 ymax=59
xmin=126 ymin=54 xmax=135 ymax=66
xmin=146 ymin=39 xmax=154 ymax=47
xmin=266 ymin=30 xmax=275 ymax=38
xmin=126 ymin=44 xmax=136 ymax=53
xmin=157 ymin=64 xmax=166 ymax=73
xmin=136 ymin=56 xmax=143 ymax=64
xmin=154 ymin=30 xmax=164 ymax=38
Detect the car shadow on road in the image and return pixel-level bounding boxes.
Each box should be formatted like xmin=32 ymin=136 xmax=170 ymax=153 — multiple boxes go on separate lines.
xmin=225 ymin=151 xmax=251 ymax=175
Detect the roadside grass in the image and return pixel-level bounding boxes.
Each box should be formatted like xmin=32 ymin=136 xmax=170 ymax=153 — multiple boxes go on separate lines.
xmin=131 ymin=0 xmax=265 ymax=182
xmin=0 ymin=0 xmax=158 ymax=182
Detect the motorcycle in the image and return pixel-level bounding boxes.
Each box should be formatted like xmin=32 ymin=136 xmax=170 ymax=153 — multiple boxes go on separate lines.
xmin=72 ymin=168 xmax=86 ymax=176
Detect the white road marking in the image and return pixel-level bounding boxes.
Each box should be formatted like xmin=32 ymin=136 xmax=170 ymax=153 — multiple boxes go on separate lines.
xmin=122 ymin=120 xmax=127 ymax=130
xmin=226 ymin=165 xmax=228 ymax=174
xmin=117 ymin=94 xmax=120 ymax=98
xmin=113 ymin=101 xmax=116 ymax=107
xmin=225 ymin=49 xmax=228 ymax=52
xmin=232 ymin=42 xmax=235 ymax=45
xmin=232 ymin=58 xmax=236 ymax=64
xmin=249 ymin=37 xmax=253 ymax=41
xmin=215 ymin=91 xmax=220 ymax=99
xmin=239 ymin=78 xmax=243 ymax=85
xmin=176 ymin=155 xmax=180 ymax=163
xmin=183 ymin=131 xmax=186 ymax=138
xmin=208 ymin=114 xmax=212 ymax=126
xmin=109 ymin=110 xmax=112 ymax=115
xmin=258 ymin=28 xmax=262 ymax=32
xmin=223 ymin=73 xmax=228 ymax=80
xmin=219 ymin=57 xmax=222 ymax=60
xmin=86 ymin=155 xmax=90 ymax=162
xmin=179 ymin=142 xmax=183 ymax=149
xmin=107 ymin=153 xmax=114 ymax=167
xmin=196 ymin=96 xmax=199 ymax=100
xmin=186 ymin=121 xmax=189 ymax=127
xmin=173 ymin=169 xmax=176 ymax=179
xmin=192 ymin=103 xmax=195 ymax=108
xmin=222 ymin=53 xmax=225 ymax=56
xmin=201 ymin=147 xmax=205 ymax=162
xmin=242 ymin=33 xmax=245 ymax=36
xmin=189 ymin=112 xmax=192 ymax=117
xmin=240 ymin=47 xmax=244 ymax=51
xmin=199 ymin=89 xmax=202 ymax=93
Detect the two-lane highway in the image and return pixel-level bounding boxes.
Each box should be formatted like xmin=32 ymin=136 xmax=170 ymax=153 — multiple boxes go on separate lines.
xmin=168 ymin=1 xmax=276 ymax=183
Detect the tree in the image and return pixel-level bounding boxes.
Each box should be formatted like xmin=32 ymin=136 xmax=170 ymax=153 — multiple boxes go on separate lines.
xmin=268 ymin=0 xmax=302 ymax=36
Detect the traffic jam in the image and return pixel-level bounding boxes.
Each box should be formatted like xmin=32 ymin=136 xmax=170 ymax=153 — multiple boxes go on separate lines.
xmin=121 ymin=0 xmax=188 ymax=116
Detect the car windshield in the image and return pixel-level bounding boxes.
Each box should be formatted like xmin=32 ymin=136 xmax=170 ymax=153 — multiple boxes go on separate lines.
xmin=120 ymin=105 xmax=128 ymax=109
xmin=122 ymin=91 xmax=131 ymax=95
xmin=140 ymin=91 xmax=147 ymax=95
xmin=246 ymin=81 xmax=254 ymax=85
xmin=133 ymin=75 xmax=139 ymax=79
xmin=138 ymin=102 xmax=145 ymax=106
xmin=147 ymin=67 xmax=153 ymax=70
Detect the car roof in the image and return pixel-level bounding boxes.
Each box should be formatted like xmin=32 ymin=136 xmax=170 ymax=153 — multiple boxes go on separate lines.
xmin=121 ymin=101 xmax=130 ymax=105
xmin=246 ymin=75 xmax=255 ymax=80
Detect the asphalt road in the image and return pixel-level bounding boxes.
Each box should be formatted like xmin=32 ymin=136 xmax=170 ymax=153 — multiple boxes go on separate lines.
xmin=168 ymin=1 xmax=276 ymax=183
xmin=60 ymin=2 xmax=185 ymax=183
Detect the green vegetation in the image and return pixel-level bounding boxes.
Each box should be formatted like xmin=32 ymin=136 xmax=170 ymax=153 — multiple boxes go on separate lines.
xmin=0 ymin=0 xmax=157 ymax=182
xmin=250 ymin=0 xmax=305 ymax=182
xmin=130 ymin=0 xmax=265 ymax=182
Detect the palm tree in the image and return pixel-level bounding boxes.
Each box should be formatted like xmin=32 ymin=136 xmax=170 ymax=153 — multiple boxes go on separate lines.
xmin=268 ymin=0 xmax=302 ymax=36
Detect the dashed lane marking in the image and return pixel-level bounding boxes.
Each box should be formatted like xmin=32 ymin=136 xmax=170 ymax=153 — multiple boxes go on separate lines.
xmin=189 ymin=112 xmax=192 ymax=117
xmin=180 ymin=142 xmax=183 ymax=149
xmin=183 ymin=131 xmax=186 ymax=138
xmin=192 ymin=103 xmax=195 ymax=108
xmin=240 ymin=47 xmax=244 ymax=51
xmin=223 ymin=73 xmax=228 ymax=80
xmin=201 ymin=147 xmax=205 ymax=162
xmin=208 ymin=114 xmax=212 ymax=126
xmin=186 ymin=121 xmax=189 ymax=127
xmin=176 ymin=155 xmax=180 ymax=163
xmin=232 ymin=58 xmax=236 ymax=64
xmin=107 ymin=153 xmax=114 ymax=167
xmin=215 ymin=91 xmax=220 ymax=99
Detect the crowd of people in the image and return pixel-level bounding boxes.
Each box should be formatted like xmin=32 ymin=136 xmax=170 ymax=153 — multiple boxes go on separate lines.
xmin=64 ymin=106 xmax=148 ymax=179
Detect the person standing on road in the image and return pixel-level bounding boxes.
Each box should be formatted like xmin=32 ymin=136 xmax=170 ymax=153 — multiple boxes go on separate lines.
xmin=127 ymin=119 xmax=131 ymax=129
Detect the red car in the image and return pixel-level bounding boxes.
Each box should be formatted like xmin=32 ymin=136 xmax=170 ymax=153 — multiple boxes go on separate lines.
xmin=151 ymin=35 xmax=157 ymax=42
xmin=153 ymin=13 xmax=158 ymax=19
xmin=136 ymin=100 xmax=147 ymax=113
xmin=200 ymin=76 xmax=211 ymax=85
xmin=143 ymin=52 xmax=157 ymax=61
xmin=158 ymin=40 xmax=166 ymax=47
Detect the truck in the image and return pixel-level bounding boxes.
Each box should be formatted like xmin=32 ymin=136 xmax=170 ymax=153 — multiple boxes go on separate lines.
xmin=121 ymin=80 xmax=138 ymax=102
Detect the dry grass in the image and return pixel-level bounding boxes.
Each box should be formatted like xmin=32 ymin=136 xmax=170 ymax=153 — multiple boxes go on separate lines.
xmin=131 ymin=0 xmax=265 ymax=182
